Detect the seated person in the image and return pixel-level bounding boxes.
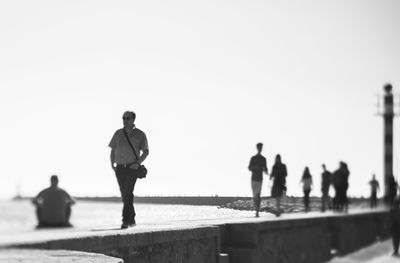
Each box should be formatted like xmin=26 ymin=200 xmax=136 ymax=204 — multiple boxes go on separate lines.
xmin=32 ymin=175 xmax=75 ymax=227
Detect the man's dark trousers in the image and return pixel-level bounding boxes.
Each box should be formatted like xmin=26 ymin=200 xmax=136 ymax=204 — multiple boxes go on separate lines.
xmin=116 ymin=166 xmax=138 ymax=224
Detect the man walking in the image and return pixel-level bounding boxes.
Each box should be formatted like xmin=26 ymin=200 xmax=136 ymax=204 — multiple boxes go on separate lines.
xmin=248 ymin=143 xmax=268 ymax=217
xmin=321 ymin=164 xmax=332 ymax=212
xmin=109 ymin=111 xmax=149 ymax=229
xmin=369 ymin=174 xmax=380 ymax=208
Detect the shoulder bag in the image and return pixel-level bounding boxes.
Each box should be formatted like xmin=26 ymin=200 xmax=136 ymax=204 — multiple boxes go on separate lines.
xmin=123 ymin=129 xmax=148 ymax=179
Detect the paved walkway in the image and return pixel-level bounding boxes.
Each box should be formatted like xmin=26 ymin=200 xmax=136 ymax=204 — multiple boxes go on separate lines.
xmin=328 ymin=240 xmax=399 ymax=263
xmin=0 ymin=249 xmax=123 ymax=263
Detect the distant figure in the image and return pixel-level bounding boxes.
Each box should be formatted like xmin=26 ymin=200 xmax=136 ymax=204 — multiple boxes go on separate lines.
xmin=300 ymin=167 xmax=313 ymax=212
xmin=32 ymin=175 xmax=75 ymax=228
xmin=391 ymin=198 xmax=400 ymax=257
xmin=270 ymin=154 xmax=287 ymax=216
xmin=109 ymin=111 xmax=149 ymax=229
xmin=368 ymin=174 xmax=380 ymax=208
xmin=248 ymin=143 xmax=268 ymax=217
xmin=341 ymin=162 xmax=350 ymax=211
xmin=332 ymin=162 xmax=350 ymax=212
xmin=321 ymin=164 xmax=332 ymax=212
xmin=386 ymin=174 xmax=398 ymax=207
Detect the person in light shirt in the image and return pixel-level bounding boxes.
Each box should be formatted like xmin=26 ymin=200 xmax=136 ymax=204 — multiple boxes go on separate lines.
xmin=109 ymin=111 xmax=149 ymax=229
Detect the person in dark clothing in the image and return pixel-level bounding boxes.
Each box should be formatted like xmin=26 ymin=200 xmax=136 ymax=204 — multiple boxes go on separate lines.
xmin=248 ymin=143 xmax=268 ymax=217
xmin=341 ymin=162 xmax=350 ymax=212
xmin=331 ymin=165 xmax=342 ymax=211
xmin=300 ymin=167 xmax=313 ymax=212
xmin=386 ymin=175 xmax=398 ymax=207
xmin=391 ymin=198 xmax=400 ymax=257
xmin=109 ymin=111 xmax=149 ymax=229
xmin=270 ymin=154 xmax=287 ymax=216
xmin=32 ymin=175 xmax=75 ymax=228
xmin=332 ymin=162 xmax=349 ymax=212
xmin=368 ymin=174 xmax=380 ymax=208
xmin=321 ymin=164 xmax=332 ymax=212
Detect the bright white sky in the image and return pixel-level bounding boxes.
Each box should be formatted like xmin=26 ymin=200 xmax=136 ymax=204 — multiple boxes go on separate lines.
xmin=1 ymin=0 xmax=400 ymax=199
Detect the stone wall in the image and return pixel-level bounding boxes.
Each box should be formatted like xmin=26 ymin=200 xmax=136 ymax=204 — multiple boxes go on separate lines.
xmin=10 ymin=227 xmax=220 ymax=263
xmin=221 ymin=211 xmax=390 ymax=263
xmin=3 ymin=211 xmax=390 ymax=263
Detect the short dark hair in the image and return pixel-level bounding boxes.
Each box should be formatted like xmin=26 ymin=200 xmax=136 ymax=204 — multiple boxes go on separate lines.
xmin=123 ymin=111 xmax=136 ymax=122
xmin=256 ymin=143 xmax=263 ymax=148
xmin=50 ymin=175 xmax=58 ymax=182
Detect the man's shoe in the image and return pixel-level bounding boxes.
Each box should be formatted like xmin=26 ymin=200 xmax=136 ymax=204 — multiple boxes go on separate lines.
xmin=129 ymin=220 xmax=136 ymax=227
xmin=121 ymin=223 xmax=129 ymax=229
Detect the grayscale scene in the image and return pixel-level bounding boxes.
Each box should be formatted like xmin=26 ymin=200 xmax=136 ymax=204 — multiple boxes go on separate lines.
xmin=1 ymin=0 xmax=400 ymax=262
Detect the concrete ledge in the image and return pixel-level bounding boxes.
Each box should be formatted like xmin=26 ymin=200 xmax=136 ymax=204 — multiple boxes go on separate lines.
xmin=0 ymin=249 xmax=123 ymax=263
xmin=2 ymin=210 xmax=391 ymax=263
xmin=220 ymin=210 xmax=390 ymax=263
xmin=6 ymin=226 xmax=220 ymax=263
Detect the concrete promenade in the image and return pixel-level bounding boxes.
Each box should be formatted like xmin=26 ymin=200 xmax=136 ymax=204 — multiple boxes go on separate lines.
xmin=0 ymin=208 xmax=391 ymax=263
xmin=327 ymin=239 xmax=397 ymax=263
xmin=0 ymin=249 xmax=123 ymax=263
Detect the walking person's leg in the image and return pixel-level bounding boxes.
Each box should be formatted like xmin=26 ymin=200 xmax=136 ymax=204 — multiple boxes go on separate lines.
xmin=251 ymin=180 xmax=262 ymax=217
xmin=116 ymin=166 xmax=137 ymax=228
xmin=125 ymin=173 xmax=137 ymax=225
xmin=372 ymin=194 xmax=377 ymax=208
xmin=304 ymin=189 xmax=310 ymax=212
xmin=392 ymin=225 xmax=400 ymax=256
xmin=251 ymin=180 xmax=257 ymax=216
xmin=276 ymin=196 xmax=281 ymax=216
xmin=338 ymin=187 xmax=344 ymax=211
xmin=116 ymin=168 xmax=128 ymax=226
xmin=344 ymin=186 xmax=349 ymax=212
xmin=333 ymin=187 xmax=339 ymax=211
xmin=321 ymin=192 xmax=326 ymax=212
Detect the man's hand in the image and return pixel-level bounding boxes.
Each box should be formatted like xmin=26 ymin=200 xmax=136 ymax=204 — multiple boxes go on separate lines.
xmin=129 ymin=163 xmax=140 ymax=170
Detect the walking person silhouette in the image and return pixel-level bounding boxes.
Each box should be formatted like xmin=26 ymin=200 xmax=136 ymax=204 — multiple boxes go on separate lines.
xmin=321 ymin=164 xmax=332 ymax=212
xmin=368 ymin=174 xmax=380 ymax=208
xmin=386 ymin=174 xmax=398 ymax=207
xmin=109 ymin=111 xmax=149 ymax=229
xmin=270 ymin=154 xmax=287 ymax=217
xmin=332 ymin=161 xmax=349 ymax=212
xmin=300 ymin=167 xmax=313 ymax=212
xmin=248 ymin=143 xmax=268 ymax=217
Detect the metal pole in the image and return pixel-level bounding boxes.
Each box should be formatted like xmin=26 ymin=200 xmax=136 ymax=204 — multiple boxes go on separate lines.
xmin=383 ymin=83 xmax=394 ymax=199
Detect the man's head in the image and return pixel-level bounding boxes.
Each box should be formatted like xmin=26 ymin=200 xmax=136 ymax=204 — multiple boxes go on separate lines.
xmin=50 ymin=175 xmax=59 ymax=188
xmin=122 ymin=111 xmax=136 ymax=129
xmin=322 ymin=164 xmax=326 ymax=170
xmin=256 ymin=143 xmax=263 ymax=153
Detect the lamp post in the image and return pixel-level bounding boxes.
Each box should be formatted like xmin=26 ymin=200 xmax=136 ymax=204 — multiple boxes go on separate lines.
xmin=383 ymin=83 xmax=394 ymax=200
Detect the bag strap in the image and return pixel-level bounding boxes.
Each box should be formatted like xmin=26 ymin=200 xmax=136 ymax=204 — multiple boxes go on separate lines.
xmin=123 ymin=129 xmax=139 ymax=161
